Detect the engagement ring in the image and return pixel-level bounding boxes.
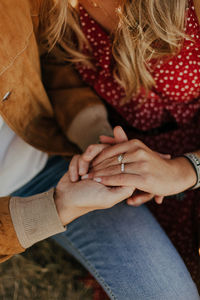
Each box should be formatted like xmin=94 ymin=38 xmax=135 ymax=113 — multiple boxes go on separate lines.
xmin=118 ymin=154 xmax=124 ymax=163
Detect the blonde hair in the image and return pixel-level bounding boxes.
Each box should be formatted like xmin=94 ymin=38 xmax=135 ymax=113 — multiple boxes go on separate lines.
xmin=40 ymin=0 xmax=188 ymax=101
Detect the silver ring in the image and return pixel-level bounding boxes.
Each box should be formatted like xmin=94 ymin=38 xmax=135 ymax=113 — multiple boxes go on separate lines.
xmin=118 ymin=154 xmax=124 ymax=163
xmin=121 ymin=163 xmax=125 ymax=173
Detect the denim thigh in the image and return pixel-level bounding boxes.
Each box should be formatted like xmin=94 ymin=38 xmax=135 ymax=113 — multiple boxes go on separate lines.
xmin=13 ymin=156 xmax=200 ymax=300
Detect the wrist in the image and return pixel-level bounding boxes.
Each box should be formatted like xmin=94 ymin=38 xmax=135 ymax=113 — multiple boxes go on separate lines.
xmin=182 ymin=153 xmax=200 ymax=189
xmin=54 ymin=187 xmax=83 ymax=226
xmin=54 ymin=188 xmax=69 ymax=226
xmin=172 ymin=157 xmax=197 ymax=191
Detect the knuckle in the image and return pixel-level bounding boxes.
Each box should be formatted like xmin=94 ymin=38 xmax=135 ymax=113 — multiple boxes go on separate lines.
xmin=135 ymin=148 xmax=147 ymax=159
xmin=131 ymin=139 xmax=142 ymax=147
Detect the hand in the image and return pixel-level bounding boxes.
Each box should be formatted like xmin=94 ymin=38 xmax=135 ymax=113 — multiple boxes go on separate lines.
xmin=54 ymin=172 xmax=134 ymax=226
xmin=82 ymin=126 xmax=170 ymax=206
xmin=69 ymin=126 xmax=128 ymax=182
xmin=97 ymin=130 xmax=170 ymax=206
xmin=87 ymin=138 xmax=197 ymax=199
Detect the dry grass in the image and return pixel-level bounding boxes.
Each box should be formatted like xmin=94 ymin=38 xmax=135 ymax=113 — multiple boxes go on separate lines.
xmin=0 ymin=240 xmax=93 ymax=300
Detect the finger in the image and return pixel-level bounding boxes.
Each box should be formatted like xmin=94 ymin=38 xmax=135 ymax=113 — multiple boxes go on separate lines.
xmin=93 ymin=174 xmax=144 ymax=190
xmin=100 ymin=126 xmax=128 ymax=145
xmin=157 ymin=153 xmax=171 ymax=159
xmin=99 ymin=136 xmax=115 ymax=144
xmin=113 ymin=126 xmax=128 ymax=143
xmin=82 ymin=144 xmax=109 ymax=162
xmin=69 ymin=155 xmax=80 ymax=182
xmin=92 ymin=150 xmax=147 ymax=172
xmin=127 ymin=192 xmax=154 ymax=207
xmin=78 ymin=157 xmax=90 ymax=176
xmin=154 ymin=195 xmax=164 ymax=204
xmin=91 ymin=156 xmax=117 ymax=172
xmin=92 ymin=139 xmax=146 ymax=167
xmin=90 ymin=162 xmax=142 ymax=178
xmin=93 ymin=148 xmax=170 ymax=171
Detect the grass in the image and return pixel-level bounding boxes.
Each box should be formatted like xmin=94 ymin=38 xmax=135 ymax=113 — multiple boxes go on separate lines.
xmin=0 ymin=240 xmax=93 ymax=300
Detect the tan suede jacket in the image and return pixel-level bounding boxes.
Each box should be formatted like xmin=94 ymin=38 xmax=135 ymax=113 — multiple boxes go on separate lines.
xmin=0 ymin=0 xmax=112 ymax=262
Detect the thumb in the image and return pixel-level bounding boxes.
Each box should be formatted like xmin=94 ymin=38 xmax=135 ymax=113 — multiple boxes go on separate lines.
xmin=113 ymin=126 xmax=128 ymax=143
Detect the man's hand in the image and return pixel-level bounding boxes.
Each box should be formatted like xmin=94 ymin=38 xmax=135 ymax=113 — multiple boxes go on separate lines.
xmin=69 ymin=126 xmax=127 ymax=182
xmin=54 ymin=172 xmax=134 ymax=226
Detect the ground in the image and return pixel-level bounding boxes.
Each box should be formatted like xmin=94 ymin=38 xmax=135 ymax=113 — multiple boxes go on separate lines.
xmin=0 ymin=240 xmax=94 ymax=300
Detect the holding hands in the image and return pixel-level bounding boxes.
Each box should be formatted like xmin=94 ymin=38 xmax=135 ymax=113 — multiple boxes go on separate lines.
xmin=55 ymin=127 xmax=134 ymax=226
xmin=69 ymin=126 xmax=197 ymax=207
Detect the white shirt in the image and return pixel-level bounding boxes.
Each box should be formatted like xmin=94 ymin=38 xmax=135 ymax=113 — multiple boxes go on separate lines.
xmin=0 ymin=116 xmax=48 ymax=196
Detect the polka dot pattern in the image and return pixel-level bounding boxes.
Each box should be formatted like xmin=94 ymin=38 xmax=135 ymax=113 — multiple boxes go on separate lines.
xmin=76 ymin=0 xmax=200 ymax=288
xmin=77 ymin=2 xmax=200 ymax=132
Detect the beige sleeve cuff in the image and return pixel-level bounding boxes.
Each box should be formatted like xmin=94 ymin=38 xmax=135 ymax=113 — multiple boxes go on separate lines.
xmin=9 ymin=188 xmax=66 ymax=249
xmin=67 ymin=105 xmax=113 ymax=151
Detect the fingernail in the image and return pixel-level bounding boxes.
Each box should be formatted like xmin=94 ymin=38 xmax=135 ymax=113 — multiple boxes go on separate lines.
xmin=93 ymin=177 xmax=102 ymax=183
xmin=81 ymin=174 xmax=89 ymax=180
xmin=79 ymin=168 xmax=85 ymax=175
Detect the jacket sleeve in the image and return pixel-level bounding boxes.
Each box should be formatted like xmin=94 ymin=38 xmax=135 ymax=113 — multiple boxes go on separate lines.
xmin=0 ymin=196 xmax=24 ymax=263
xmin=42 ymin=58 xmax=113 ymax=151
xmin=0 ymin=189 xmax=66 ymax=263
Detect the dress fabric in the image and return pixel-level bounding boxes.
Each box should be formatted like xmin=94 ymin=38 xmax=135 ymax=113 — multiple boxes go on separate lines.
xmin=76 ymin=0 xmax=200 ymax=287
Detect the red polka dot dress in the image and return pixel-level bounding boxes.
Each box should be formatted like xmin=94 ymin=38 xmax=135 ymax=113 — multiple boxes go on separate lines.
xmin=76 ymin=0 xmax=200 ymax=289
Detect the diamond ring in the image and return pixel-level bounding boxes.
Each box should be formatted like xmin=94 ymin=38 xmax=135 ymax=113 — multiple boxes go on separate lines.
xmin=118 ymin=154 xmax=124 ymax=163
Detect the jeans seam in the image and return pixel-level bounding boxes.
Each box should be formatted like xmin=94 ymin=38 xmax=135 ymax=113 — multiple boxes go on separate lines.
xmin=58 ymin=236 xmax=118 ymax=300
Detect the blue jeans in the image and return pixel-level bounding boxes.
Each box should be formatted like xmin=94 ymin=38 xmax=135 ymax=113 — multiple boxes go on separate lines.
xmin=13 ymin=156 xmax=200 ymax=300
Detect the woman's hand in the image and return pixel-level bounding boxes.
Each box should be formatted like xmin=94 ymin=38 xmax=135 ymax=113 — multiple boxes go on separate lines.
xmin=55 ymin=172 xmax=134 ymax=226
xmin=81 ymin=126 xmax=171 ymax=206
xmin=86 ymin=138 xmax=197 ymax=199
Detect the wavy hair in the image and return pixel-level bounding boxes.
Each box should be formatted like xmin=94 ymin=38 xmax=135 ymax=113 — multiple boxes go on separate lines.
xmin=39 ymin=0 xmax=188 ymax=101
